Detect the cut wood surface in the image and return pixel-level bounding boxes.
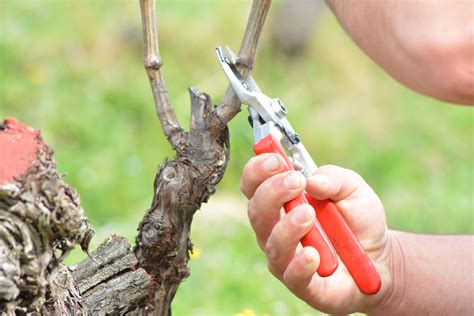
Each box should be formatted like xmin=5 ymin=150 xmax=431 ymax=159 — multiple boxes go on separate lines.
xmin=0 ymin=117 xmax=43 ymax=186
xmin=0 ymin=118 xmax=93 ymax=314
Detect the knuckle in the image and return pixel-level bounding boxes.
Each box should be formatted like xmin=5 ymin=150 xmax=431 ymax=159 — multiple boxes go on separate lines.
xmin=243 ymin=156 xmax=257 ymax=171
xmin=247 ymin=199 xmax=260 ymax=226
xmin=267 ymin=260 xmax=283 ymax=280
xmin=345 ymin=168 xmax=365 ymax=186
xmin=277 ymin=216 xmax=294 ymax=239
xmin=266 ymin=172 xmax=295 ymax=196
xmin=282 ymin=270 xmax=298 ymax=292
xmin=319 ymin=164 xmax=340 ymax=173
xmin=244 ymin=155 xmax=265 ymax=174
xmin=239 ymin=177 xmax=248 ymax=195
xmin=264 ymin=239 xmax=279 ymax=263
xmin=254 ymin=176 xmax=282 ymax=202
xmin=256 ymin=237 xmax=266 ymax=251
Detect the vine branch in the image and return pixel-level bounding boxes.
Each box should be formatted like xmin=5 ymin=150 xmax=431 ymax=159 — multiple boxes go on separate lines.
xmin=140 ymin=0 xmax=184 ymax=149
xmin=134 ymin=1 xmax=272 ymax=315
xmin=214 ymin=0 xmax=272 ymax=125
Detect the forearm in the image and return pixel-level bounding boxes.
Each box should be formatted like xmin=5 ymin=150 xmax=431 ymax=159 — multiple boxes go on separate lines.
xmin=326 ymin=0 xmax=474 ymax=105
xmin=371 ymin=231 xmax=474 ymax=315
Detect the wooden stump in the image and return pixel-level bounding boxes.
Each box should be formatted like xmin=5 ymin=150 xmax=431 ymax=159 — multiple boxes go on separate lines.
xmin=0 ymin=118 xmax=152 ymax=315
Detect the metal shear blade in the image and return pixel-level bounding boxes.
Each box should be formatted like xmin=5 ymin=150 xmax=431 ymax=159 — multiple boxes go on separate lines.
xmin=216 ymin=46 xmax=318 ymax=177
xmin=216 ymin=47 xmax=287 ymax=126
xmin=215 ymin=47 xmax=268 ymax=106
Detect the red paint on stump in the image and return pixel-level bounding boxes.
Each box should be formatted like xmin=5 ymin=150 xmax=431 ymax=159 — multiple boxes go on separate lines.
xmin=0 ymin=117 xmax=43 ymax=186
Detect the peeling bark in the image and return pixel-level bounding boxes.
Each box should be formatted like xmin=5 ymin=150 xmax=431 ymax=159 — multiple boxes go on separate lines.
xmin=0 ymin=120 xmax=152 ymax=315
xmin=134 ymin=88 xmax=230 ymax=315
xmin=0 ymin=118 xmax=93 ymax=314
xmin=71 ymin=236 xmax=152 ymax=315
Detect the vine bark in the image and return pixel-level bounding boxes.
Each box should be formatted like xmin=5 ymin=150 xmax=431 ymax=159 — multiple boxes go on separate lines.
xmin=0 ymin=0 xmax=271 ymax=314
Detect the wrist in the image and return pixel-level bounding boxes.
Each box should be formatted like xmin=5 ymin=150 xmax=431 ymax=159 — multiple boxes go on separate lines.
xmin=366 ymin=230 xmax=407 ymax=315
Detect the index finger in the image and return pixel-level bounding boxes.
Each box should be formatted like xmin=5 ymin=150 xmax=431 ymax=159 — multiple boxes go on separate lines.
xmin=240 ymin=153 xmax=286 ymax=198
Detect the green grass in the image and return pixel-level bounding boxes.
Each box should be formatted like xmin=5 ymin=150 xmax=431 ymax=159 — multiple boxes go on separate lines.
xmin=1 ymin=1 xmax=473 ymax=315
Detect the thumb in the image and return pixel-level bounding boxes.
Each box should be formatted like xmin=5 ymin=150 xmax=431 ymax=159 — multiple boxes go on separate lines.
xmin=306 ymin=165 xmax=366 ymax=202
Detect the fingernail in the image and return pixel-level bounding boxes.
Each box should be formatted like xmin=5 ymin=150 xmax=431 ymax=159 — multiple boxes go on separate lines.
xmin=308 ymin=174 xmax=328 ymax=185
xmin=263 ymin=155 xmax=281 ymax=173
xmin=284 ymin=172 xmax=304 ymax=189
xmin=291 ymin=205 xmax=313 ymax=226
xmin=299 ymin=247 xmax=319 ymax=270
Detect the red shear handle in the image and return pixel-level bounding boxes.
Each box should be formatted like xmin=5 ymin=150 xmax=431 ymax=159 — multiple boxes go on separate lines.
xmin=253 ymin=134 xmax=338 ymax=277
xmin=306 ymin=196 xmax=382 ymax=294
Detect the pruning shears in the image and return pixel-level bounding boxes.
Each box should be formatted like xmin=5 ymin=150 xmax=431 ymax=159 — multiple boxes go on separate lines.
xmin=216 ymin=46 xmax=381 ymax=295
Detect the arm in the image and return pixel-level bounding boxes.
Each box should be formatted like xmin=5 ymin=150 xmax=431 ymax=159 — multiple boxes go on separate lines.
xmin=375 ymin=232 xmax=474 ymax=315
xmin=326 ymin=0 xmax=474 ymax=105
xmin=241 ymin=153 xmax=473 ymax=314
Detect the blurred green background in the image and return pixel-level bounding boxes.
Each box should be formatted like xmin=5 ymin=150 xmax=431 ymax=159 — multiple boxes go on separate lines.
xmin=1 ymin=0 xmax=472 ymax=315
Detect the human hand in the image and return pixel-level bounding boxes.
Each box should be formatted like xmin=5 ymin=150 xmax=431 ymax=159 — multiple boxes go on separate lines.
xmin=240 ymin=153 xmax=395 ymax=314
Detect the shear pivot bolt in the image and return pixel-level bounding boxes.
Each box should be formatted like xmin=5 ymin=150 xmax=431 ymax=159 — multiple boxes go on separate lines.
xmin=271 ymin=98 xmax=287 ymax=118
